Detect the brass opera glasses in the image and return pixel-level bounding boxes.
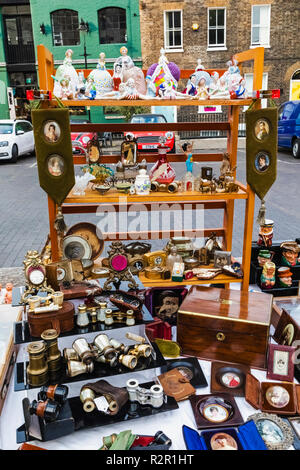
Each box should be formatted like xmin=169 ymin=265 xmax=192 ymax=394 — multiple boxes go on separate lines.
xmin=27 ymin=329 xmax=62 ymax=387
xmin=64 ymin=333 xmax=153 ymax=378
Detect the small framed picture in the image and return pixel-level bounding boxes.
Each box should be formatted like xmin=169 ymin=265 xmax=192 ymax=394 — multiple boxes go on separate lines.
xmin=254 ymin=151 xmax=270 ymax=173
xmin=214 ymin=250 xmax=231 ymax=268
xmin=267 ymin=344 xmax=295 ymax=382
xmin=288 ymin=417 xmax=300 ymax=440
xmin=43 ymin=120 xmax=61 ymax=143
xmin=47 ymin=154 xmax=65 ymax=177
xmin=121 ymin=134 xmax=137 ymax=165
xmin=254 ymin=118 xmax=270 ymax=142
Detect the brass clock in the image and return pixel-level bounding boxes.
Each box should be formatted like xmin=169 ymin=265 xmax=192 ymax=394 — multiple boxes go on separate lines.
xmin=21 ymin=250 xmax=55 ymax=303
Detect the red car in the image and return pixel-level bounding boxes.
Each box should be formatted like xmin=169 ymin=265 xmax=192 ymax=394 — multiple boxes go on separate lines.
xmin=127 ymin=114 xmax=176 ymax=153
xmin=71 ymin=131 xmax=97 ymax=155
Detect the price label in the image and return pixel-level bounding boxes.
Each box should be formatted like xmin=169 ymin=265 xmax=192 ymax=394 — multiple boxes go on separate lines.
xmin=94 ymin=395 xmax=110 ymax=413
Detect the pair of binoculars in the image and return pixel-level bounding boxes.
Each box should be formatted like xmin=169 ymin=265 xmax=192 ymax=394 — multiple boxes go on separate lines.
xmin=27 ymin=329 xmax=62 ymax=387
xmin=126 ymin=379 xmax=164 ymax=408
xmin=29 ymin=384 xmax=69 ymax=422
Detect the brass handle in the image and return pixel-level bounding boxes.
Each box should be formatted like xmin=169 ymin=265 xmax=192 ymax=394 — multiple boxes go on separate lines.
xmin=216 ymin=332 xmax=226 ymax=342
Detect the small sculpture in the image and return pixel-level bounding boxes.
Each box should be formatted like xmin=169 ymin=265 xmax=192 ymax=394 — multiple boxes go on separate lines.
xmin=280 ymin=241 xmax=300 ymax=267
xmin=5 ymin=283 xmax=13 ymax=304
xmin=115 ymin=46 xmax=147 ymax=95
xmin=86 ymin=52 xmax=113 ymax=98
xmin=146 ymin=48 xmax=180 ymax=93
xmin=183 ymin=74 xmax=198 ymax=96
xmin=117 ymin=78 xmax=149 ymax=100
xmin=53 ymin=49 xmax=79 ymax=99
xmin=208 ymin=74 xmax=230 ymax=99
xmin=134 ymin=169 xmax=151 ymax=196
xmin=181 ymin=141 xmax=195 ymax=191
xmin=157 ymin=80 xmax=191 ymax=100
xmin=195 ymin=77 xmax=209 ymax=99
xmin=112 ymin=62 xmax=123 ymax=91
xmin=257 ymin=220 xmax=274 ymax=248
xmin=260 ymin=261 xmax=276 ymax=289
xmin=277 ymin=267 xmax=293 ymax=288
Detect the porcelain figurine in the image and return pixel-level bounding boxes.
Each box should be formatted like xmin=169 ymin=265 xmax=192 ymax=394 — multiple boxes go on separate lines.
xmin=146 ymin=48 xmax=180 ymax=93
xmin=280 ymin=241 xmax=300 ymax=267
xmin=150 ymin=143 xmax=176 ymax=184
xmin=76 ymin=71 xmax=87 ymax=99
xmin=195 ymin=77 xmax=209 ymax=99
xmin=208 ymin=75 xmax=230 ymax=99
xmin=134 ymin=169 xmax=151 ymax=195
xmin=157 ymin=80 xmax=191 ymax=100
xmin=145 ymin=75 xmax=157 ymax=97
xmin=58 ymin=77 xmax=75 ymax=100
xmin=277 ymin=267 xmax=293 ymax=287
xmin=182 ymin=171 xmax=195 ymax=191
xmin=5 ymin=282 xmax=13 ymax=304
xmin=260 ymin=261 xmax=276 ymax=289
xmin=113 ymin=62 xmax=123 ymax=91
xmin=183 ymin=74 xmax=198 ymax=96
xmin=181 ymin=141 xmax=194 ymax=172
xmin=257 ymin=249 xmax=273 ymax=267
xmin=257 ymin=220 xmax=274 ymax=248
xmin=115 ymin=46 xmax=147 ymax=95
xmin=53 ymin=49 xmax=79 ymax=98
xmin=86 ymin=52 xmax=113 ymax=98
xmin=117 ymin=78 xmax=149 ymax=100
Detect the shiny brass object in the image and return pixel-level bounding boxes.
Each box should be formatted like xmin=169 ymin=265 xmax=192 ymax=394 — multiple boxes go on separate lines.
xmin=109 ymin=338 xmax=129 ymax=355
xmin=130 ymin=343 xmax=152 ymax=359
xmin=89 ymin=307 xmax=98 ymax=324
xmin=67 ymin=360 xmax=94 ymax=377
xmin=41 ymin=329 xmax=61 ymax=376
xmin=216 ymin=332 xmax=226 ymax=342
xmin=144 ymin=266 xmax=165 ymax=280
xmin=27 ymin=341 xmax=49 ymax=387
xmin=104 ymin=309 xmax=114 ymax=326
xmin=95 ymin=354 xmax=118 ymax=367
xmin=72 ymin=337 xmax=94 ymax=364
xmin=63 ymin=347 xmax=80 ymax=362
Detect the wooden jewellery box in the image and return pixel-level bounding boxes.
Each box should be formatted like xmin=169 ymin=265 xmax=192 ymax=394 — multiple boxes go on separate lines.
xmin=177 ymin=286 xmax=272 ymax=369
xmin=245 ymin=374 xmax=300 ymax=416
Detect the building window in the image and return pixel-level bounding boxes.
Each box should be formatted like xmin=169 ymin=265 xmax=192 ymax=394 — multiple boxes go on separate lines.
xmin=251 ymin=5 xmax=271 ymax=47
xmin=98 ymin=7 xmax=127 ymax=44
xmin=164 ymin=11 xmax=183 ymax=51
xmin=51 ymin=9 xmax=80 ymax=46
xmin=207 ymin=8 xmax=226 ymax=49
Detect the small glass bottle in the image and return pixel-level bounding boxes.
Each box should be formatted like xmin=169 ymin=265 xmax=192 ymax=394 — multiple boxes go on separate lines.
xmin=97 ymin=302 xmax=107 ymax=322
xmin=76 ymin=304 xmax=89 ymax=328
xmin=166 ymin=246 xmax=182 ymax=271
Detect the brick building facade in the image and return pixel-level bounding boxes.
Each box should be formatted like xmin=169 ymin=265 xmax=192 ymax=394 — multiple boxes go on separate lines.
xmin=139 ymin=0 xmax=300 ymax=106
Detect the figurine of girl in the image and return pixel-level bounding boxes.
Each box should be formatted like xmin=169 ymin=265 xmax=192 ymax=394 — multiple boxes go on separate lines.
xmin=58 ymin=77 xmax=74 ymax=100
xmin=113 ymin=63 xmax=123 ymax=91
xmin=117 ymin=78 xmax=149 ymax=100
xmin=260 ymin=261 xmax=276 ymax=289
xmin=195 ymin=77 xmax=209 ymax=99
xmin=209 ymin=75 xmax=230 ymax=99
xmin=115 ymin=46 xmax=147 ymax=95
xmin=184 ymin=74 xmax=197 ymax=96
xmin=86 ymin=52 xmax=113 ymax=98
xmin=181 ymin=141 xmax=194 ymax=172
xmin=158 ymin=80 xmax=191 ymax=100
xmin=145 ymin=75 xmax=156 ymax=97
xmin=53 ymin=49 xmax=79 ymax=98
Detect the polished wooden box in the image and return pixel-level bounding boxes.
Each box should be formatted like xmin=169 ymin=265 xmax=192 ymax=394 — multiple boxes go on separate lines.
xmin=177 ymin=286 xmax=272 ymax=369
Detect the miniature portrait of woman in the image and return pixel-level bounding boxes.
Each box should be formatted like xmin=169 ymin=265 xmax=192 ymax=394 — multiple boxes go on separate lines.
xmin=255 ymin=152 xmax=270 ymax=172
xmin=255 ymin=119 xmax=270 ymax=141
xmin=47 ymin=155 xmax=64 ymax=177
xmin=44 ymin=121 xmax=60 ymax=143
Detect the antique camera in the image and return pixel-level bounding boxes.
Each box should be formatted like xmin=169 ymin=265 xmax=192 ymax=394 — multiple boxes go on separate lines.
xmin=126 ymin=379 xmax=164 ymax=408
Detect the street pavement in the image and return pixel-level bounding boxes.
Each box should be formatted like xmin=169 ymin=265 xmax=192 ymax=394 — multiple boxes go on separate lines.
xmin=0 ymin=141 xmax=299 ymax=271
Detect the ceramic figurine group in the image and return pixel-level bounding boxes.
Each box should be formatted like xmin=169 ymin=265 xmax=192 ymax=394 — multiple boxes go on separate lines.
xmin=258 ymin=223 xmax=300 ymax=289
xmin=53 ymin=48 xmax=248 ymax=101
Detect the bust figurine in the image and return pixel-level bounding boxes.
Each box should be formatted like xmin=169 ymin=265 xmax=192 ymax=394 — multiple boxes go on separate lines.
xmin=257 ymin=220 xmax=274 ymax=248
xmin=280 ymin=241 xmax=300 ymax=267
xmin=260 ymin=261 xmax=276 ymax=289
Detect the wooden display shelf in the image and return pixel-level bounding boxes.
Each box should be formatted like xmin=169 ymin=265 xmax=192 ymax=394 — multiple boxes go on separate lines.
xmin=37 ymin=45 xmax=265 ymax=292
xmin=50 ymin=98 xmax=253 ymax=108
xmin=64 ymin=184 xmax=248 ymax=205
xmin=139 ymin=271 xmax=243 ymax=288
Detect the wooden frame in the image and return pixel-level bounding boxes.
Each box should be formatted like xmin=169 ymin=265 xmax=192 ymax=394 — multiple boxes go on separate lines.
xmin=267 ymin=344 xmax=295 ymax=382
xmin=36 ymin=45 xmax=265 ymax=292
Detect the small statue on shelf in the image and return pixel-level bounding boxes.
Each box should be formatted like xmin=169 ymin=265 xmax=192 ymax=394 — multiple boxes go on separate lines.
xmin=181 ymin=141 xmax=195 ymax=191
xmin=183 ymin=74 xmax=198 ymax=96
xmin=157 ymin=80 xmax=191 ymax=100
xmin=208 ymin=74 xmax=230 ymax=100
xmin=53 ymin=49 xmax=79 ymax=99
xmin=257 ymin=220 xmax=274 ymax=248
xmin=260 ymin=261 xmax=276 ymax=289
xmin=146 ymin=48 xmax=180 ymax=94
xmin=194 ymin=77 xmax=209 ymax=100
xmin=112 ymin=62 xmax=123 ymax=91
xmin=280 ymin=241 xmax=300 ymax=267
xmin=86 ymin=52 xmax=113 ymax=98
xmin=117 ymin=78 xmax=149 ymax=100
xmin=277 ymin=267 xmax=293 ymax=288
xmin=115 ymin=46 xmax=147 ymax=95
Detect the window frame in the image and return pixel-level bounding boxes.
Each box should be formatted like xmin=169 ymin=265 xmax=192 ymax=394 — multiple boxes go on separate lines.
xmin=163 ymin=10 xmax=183 ymax=52
xmin=207 ymin=7 xmax=227 ymax=51
xmin=98 ymin=7 xmax=127 ymax=45
xmin=51 ymin=9 xmax=80 ymax=47
xmin=251 ymin=4 xmax=271 ymax=48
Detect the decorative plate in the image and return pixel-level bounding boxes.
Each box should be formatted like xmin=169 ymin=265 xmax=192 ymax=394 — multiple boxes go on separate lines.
xmin=63 ymin=235 xmax=92 ymax=261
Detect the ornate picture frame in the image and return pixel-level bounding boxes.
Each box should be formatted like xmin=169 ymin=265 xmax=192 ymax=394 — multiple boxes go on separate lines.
xmin=267 ymin=344 xmax=295 ymax=382
xmin=248 ymin=412 xmax=294 ymax=450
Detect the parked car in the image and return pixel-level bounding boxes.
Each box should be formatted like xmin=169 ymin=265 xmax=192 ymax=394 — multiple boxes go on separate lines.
xmin=0 ymin=119 xmax=34 ymax=163
xmin=126 ymin=114 xmax=176 ymax=153
xmin=278 ymin=100 xmax=300 ymax=158
xmin=71 ymin=131 xmax=98 ymax=155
